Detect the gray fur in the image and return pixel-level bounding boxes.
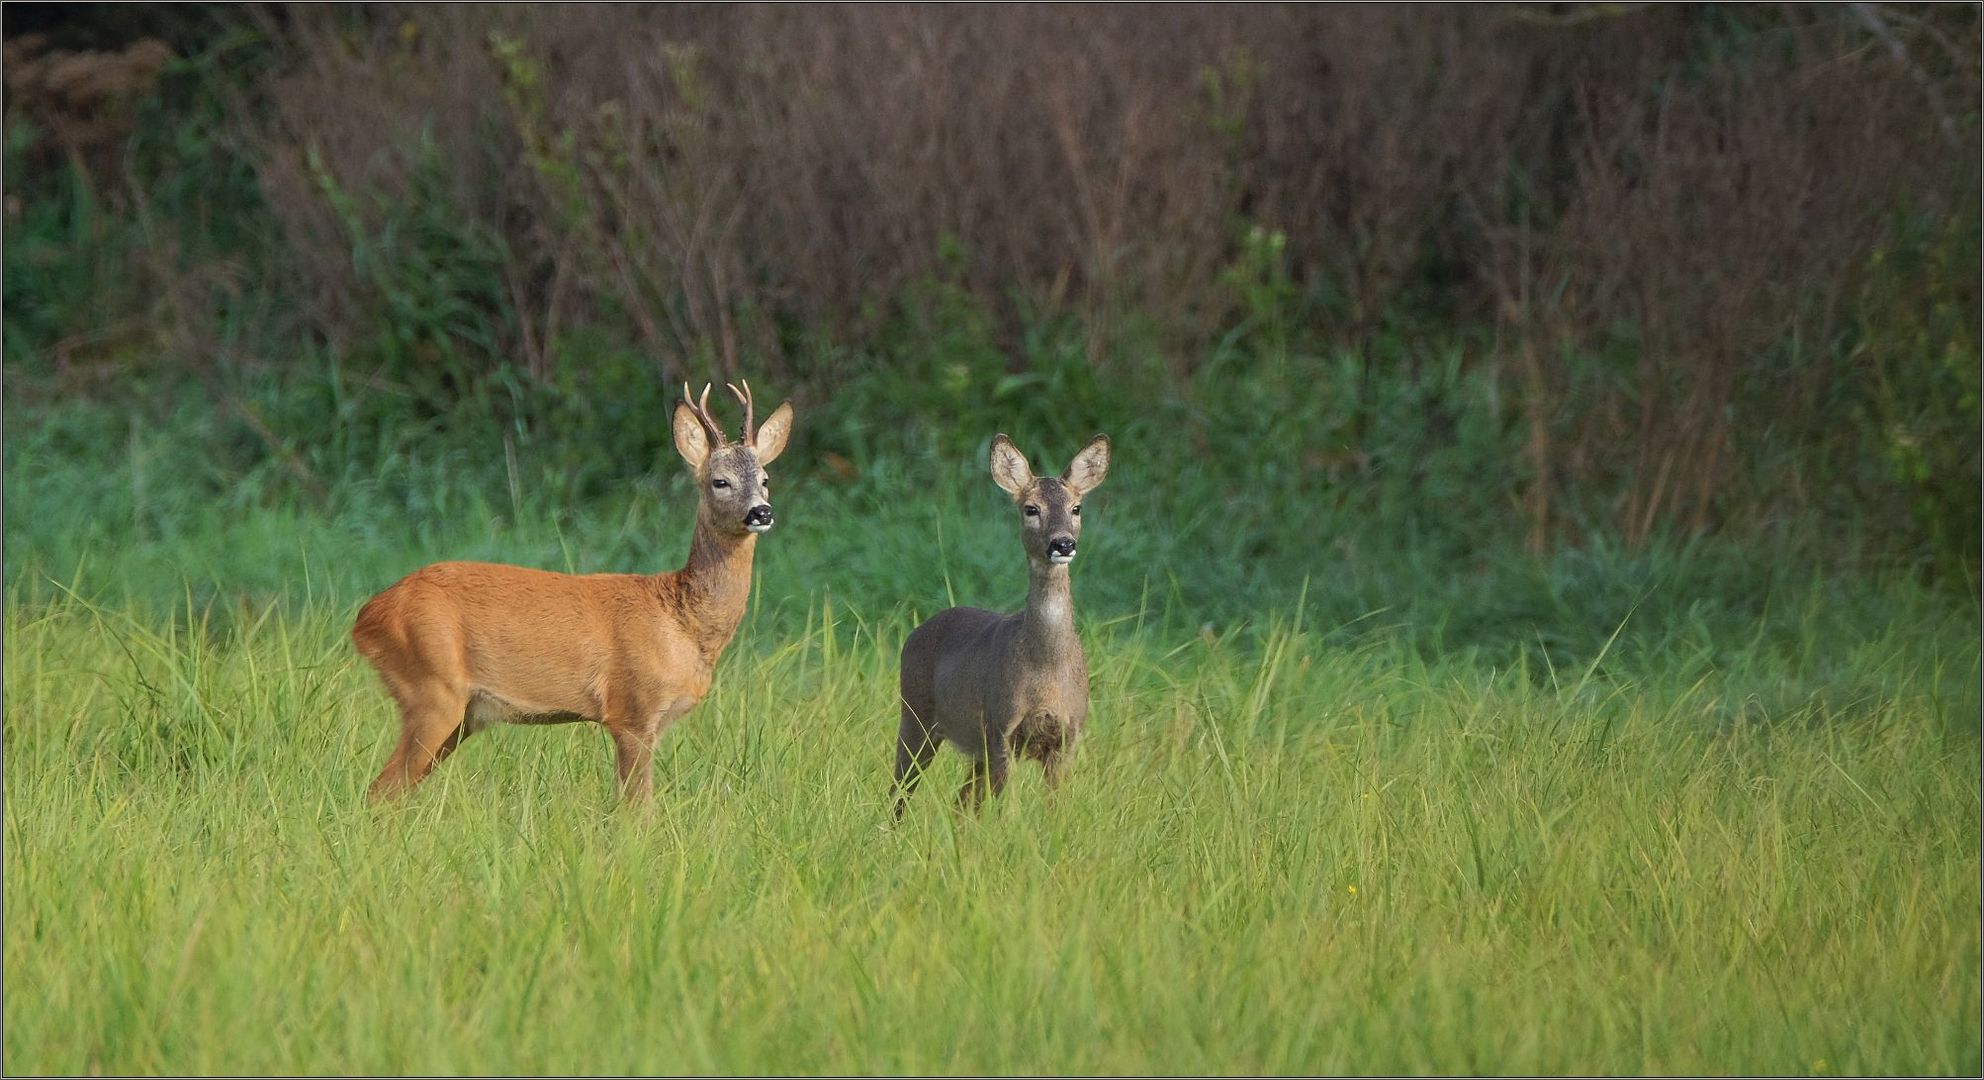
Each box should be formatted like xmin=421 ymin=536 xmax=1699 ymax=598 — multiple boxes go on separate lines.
xmin=893 ymin=433 xmax=1111 ymax=815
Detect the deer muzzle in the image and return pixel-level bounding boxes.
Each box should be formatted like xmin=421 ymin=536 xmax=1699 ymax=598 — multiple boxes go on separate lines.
xmin=1047 ymin=537 xmax=1076 ymax=563
xmin=744 ymin=503 xmax=774 ymax=533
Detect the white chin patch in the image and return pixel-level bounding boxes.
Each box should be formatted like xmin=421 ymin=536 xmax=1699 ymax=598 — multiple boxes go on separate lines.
xmin=746 ymin=522 xmax=773 ymax=534
xmin=1048 ymin=553 xmax=1075 ymax=565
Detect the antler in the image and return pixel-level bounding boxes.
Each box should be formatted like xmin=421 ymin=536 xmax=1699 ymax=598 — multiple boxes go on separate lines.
xmin=726 ymin=379 xmax=756 ymax=446
xmin=682 ymin=381 xmax=727 ymax=445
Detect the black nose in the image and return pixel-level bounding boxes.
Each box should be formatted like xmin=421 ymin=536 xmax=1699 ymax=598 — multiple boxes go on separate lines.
xmin=1048 ymin=537 xmax=1076 ymax=557
xmin=744 ymin=504 xmax=773 ymax=527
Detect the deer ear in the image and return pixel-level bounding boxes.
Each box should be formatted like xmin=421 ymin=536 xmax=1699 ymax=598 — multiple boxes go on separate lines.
xmin=753 ymin=401 xmax=795 ymax=465
xmin=989 ymin=434 xmax=1034 ymax=496
xmin=1062 ymin=433 xmax=1110 ymax=493
xmin=673 ymin=402 xmax=711 ymax=470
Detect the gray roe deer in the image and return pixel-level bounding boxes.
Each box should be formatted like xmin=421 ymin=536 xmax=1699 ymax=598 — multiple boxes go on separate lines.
xmin=351 ymin=381 xmax=793 ymax=802
xmin=893 ymin=433 xmax=1111 ymax=816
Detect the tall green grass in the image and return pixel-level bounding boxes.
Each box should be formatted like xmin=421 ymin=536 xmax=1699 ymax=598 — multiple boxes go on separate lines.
xmin=4 ymin=18 xmax=1976 ymax=1066
xmin=5 ymin=565 xmax=1976 ymax=1073
xmin=5 ymin=322 xmax=1977 ymax=1074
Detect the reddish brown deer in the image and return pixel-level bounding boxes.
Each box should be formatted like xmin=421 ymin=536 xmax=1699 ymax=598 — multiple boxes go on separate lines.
xmin=893 ymin=433 xmax=1111 ymax=817
xmin=351 ymin=381 xmax=794 ymax=802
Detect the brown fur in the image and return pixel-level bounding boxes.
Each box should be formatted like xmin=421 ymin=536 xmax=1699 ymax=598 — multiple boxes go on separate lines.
xmin=352 ymin=385 xmax=794 ymax=802
xmin=893 ymin=433 xmax=1111 ymax=816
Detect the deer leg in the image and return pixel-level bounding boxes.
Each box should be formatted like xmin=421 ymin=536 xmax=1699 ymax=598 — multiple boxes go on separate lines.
xmin=892 ymin=704 xmax=943 ymax=819
xmin=610 ymin=695 xmax=699 ymax=804
xmin=367 ymin=685 xmax=469 ymax=801
xmin=1039 ymin=748 xmax=1070 ymax=794
xmin=1039 ymin=723 xmax=1079 ymax=795
xmin=956 ymin=750 xmax=1010 ymax=813
xmin=610 ymin=723 xmax=662 ymax=803
xmin=611 ymin=694 xmax=706 ymax=806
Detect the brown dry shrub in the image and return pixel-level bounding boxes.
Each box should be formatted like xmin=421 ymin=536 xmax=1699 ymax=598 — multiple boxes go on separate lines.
xmin=252 ymin=4 xmax=1535 ymax=377
xmin=3 ymin=33 xmax=175 ymax=184
xmin=1479 ymin=10 xmax=1974 ymax=548
xmin=240 ymin=4 xmax=1977 ymax=544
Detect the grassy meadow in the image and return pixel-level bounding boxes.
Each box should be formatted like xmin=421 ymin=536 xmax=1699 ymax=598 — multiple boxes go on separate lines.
xmin=4 ymin=445 xmax=1979 ymax=1073
xmin=4 ymin=8 xmax=1979 ymax=1070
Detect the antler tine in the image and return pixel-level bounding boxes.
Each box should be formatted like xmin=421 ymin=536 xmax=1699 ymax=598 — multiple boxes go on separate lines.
xmin=700 ymin=382 xmax=726 ymax=443
xmin=683 ymin=381 xmax=726 ymax=444
xmin=726 ymin=379 xmax=755 ymax=446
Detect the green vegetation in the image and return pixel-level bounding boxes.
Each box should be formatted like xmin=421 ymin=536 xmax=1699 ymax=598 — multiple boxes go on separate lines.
xmin=4 ymin=377 xmax=1979 ymax=1071
xmin=4 ymin=559 xmax=1977 ymax=1073
xmin=4 ymin=6 xmax=1978 ymax=1074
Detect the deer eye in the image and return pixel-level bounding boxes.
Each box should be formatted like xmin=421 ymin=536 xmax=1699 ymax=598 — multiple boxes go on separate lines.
xmin=1072 ymin=504 xmax=1082 ymax=515
xmin=1024 ymin=505 xmax=1040 ymax=517
xmin=711 ymin=478 xmax=730 ymax=489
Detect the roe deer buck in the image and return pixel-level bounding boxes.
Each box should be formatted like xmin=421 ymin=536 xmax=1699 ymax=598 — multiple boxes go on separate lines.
xmin=351 ymin=381 xmax=794 ymax=803
xmin=893 ymin=433 xmax=1111 ymax=817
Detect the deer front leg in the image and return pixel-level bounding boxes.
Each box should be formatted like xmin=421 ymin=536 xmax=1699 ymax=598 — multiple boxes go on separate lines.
xmin=892 ymin=702 xmax=942 ymax=820
xmin=609 ymin=695 xmax=699 ymax=803
xmin=956 ymin=750 xmax=1010 ymax=813
xmin=610 ymin=723 xmax=660 ymax=802
xmin=1039 ymin=748 xmax=1069 ymax=794
xmin=1040 ymin=720 xmax=1080 ymax=794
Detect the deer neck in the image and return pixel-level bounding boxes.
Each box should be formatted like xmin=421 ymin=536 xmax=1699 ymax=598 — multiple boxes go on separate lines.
xmin=664 ymin=517 xmax=758 ymax=664
xmin=1019 ymin=561 xmax=1078 ymax=661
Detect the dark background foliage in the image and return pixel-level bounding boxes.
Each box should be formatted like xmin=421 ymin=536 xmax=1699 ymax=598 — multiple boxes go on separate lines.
xmin=4 ymin=2 xmax=1978 ymax=621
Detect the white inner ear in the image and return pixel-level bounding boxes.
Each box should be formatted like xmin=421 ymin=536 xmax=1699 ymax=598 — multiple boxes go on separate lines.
xmin=1064 ymin=444 xmax=1107 ymax=490
xmin=674 ymin=409 xmax=711 ymax=468
xmin=992 ymin=442 xmax=1034 ymax=494
xmin=754 ymin=402 xmax=794 ymax=465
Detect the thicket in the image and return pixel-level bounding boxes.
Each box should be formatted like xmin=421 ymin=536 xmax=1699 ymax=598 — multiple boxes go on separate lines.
xmin=3 ymin=4 xmax=1979 ymax=581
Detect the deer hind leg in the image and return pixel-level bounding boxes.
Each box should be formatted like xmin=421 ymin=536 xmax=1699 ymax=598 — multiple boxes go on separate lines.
xmin=892 ymin=702 xmax=943 ymax=820
xmin=367 ymin=681 xmax=471 ymax=801
xmin=358 ymin=604 xmax=471 ymax=802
